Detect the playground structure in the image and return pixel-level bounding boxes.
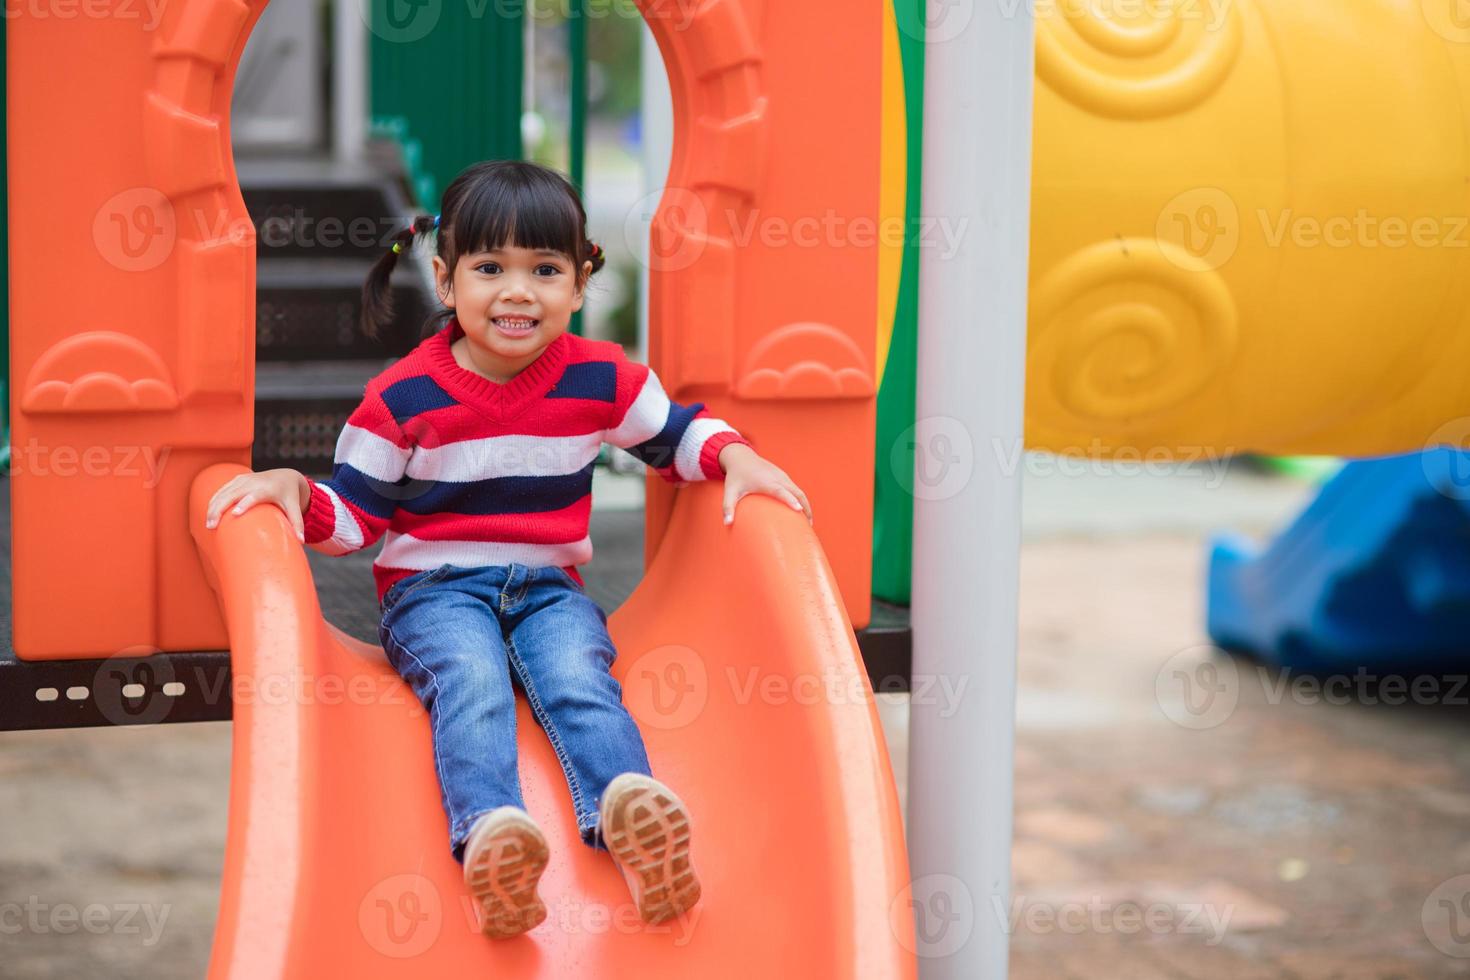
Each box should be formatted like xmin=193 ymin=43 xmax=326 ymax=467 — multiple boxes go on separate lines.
xmin=9 ymin=0 xmax=1470 ymax=978
xmin=10 ymin=0 xmax=915 ymax=975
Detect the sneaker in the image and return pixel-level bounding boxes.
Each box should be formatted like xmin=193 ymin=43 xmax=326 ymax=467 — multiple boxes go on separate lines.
xmin=598 ymin=773 xmax=702 ymax=924
xmin=462 ymin=806 xmax=550 ymax=939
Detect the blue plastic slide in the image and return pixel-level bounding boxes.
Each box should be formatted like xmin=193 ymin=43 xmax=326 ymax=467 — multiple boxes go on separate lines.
xmin=1208 ymin=448 xmax=1470 ymax=673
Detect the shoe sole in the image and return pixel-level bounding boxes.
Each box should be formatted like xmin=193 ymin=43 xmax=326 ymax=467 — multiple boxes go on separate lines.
xmin=602 ymin=777 xmax=702 ymax=924
xmin=463 ymin=815 xmax=550 ymax=939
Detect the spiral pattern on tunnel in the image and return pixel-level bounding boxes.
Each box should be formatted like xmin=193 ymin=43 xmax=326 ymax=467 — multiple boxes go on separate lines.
xmin=1036 ymin=0 xmax=1246 ymax=118
xmin=1027 ymin=238 xmax=1240 ymax=430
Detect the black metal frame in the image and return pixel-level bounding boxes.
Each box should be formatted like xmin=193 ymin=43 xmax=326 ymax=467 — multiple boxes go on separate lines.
xmin=0 ymin=626 xmax=911 ymax=732
xmin=0 ymin=652 xmax=233 ymax=731
xmin=859 ymin=625 xmax=916 ymax=696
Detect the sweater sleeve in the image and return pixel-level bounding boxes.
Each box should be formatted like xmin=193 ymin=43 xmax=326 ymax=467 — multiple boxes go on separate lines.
xmin=301 ymin=388 xmax=413 ymax=555
xmin=604 ymin=354 xmax=753 ymax=483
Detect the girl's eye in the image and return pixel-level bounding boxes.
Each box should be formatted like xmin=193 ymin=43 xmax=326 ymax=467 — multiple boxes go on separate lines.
xmin=473 ymin=262 xmax=559 ymax=275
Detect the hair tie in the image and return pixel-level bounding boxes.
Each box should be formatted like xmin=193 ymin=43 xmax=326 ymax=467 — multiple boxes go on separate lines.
xmin=589 ymin=241 xmax=602 ymax=260
xmin=391 ymin=241 xmax=404 ymax=254
xmin=434 ymin=213 xmax=441 ymax=228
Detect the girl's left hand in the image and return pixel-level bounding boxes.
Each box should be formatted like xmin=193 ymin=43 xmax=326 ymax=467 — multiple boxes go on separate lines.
xmin=717 ymin=443 xmax=813 ymax=527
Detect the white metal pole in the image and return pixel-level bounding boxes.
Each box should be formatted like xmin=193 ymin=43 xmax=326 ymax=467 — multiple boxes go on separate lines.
xmin=333 ymin=0 xmax=367 ymax=162
xmin=908 ymin=0 xmax=1035 ymax=975
xmin=636 ymin=22 xmax=674 ymax=362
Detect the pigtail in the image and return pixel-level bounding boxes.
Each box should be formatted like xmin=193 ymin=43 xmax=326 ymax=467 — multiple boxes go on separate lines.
xmin=361 ymin=213 xmax=439 ymax=344
xmin=583 ymin=239 xmax=606 ymax=278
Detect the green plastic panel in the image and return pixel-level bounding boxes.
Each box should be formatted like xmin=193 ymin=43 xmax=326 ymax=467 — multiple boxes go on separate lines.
xmin=367 ymin=1 xmax=525 ymax=211
xmin=871 ymin=0 xmax=923 ymax=605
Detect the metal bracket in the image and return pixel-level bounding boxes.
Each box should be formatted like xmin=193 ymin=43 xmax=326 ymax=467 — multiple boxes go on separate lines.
xmin=0 ymin=651 xmax=233 ymax=731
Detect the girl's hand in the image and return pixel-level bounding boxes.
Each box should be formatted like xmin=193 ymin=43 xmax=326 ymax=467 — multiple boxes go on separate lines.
xmin=205 ymin=468 xmax=313 ymax=542
xmin=718 ymin=443 xmax=813 ymax=527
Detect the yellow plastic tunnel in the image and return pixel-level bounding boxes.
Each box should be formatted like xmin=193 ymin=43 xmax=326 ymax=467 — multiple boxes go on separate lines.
xmin=1027 ymin=0 xmax=1470 ymax=458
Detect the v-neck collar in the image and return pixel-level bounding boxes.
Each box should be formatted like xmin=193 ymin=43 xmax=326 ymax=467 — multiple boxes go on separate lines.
xmin=424 ymin=317 xmax=571 ymax=423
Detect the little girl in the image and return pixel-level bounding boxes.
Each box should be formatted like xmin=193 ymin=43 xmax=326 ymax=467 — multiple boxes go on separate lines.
xmin=205 ymin=160 xmax=812 ymax=940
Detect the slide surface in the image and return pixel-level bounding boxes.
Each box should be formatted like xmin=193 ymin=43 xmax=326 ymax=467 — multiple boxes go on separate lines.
xmin=190 ymin=465 xmax=916 ymax=978
xmin=1208 ymin=448 xmax=1470 ymax=673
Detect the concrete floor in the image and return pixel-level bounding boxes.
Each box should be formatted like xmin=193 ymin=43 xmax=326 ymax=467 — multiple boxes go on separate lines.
xmin=4 ymin=461 xmax=1470 ymax=977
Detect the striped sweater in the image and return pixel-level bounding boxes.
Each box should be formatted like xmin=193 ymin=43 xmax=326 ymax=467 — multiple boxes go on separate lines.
xmin=302 ymin=318 xmax=753 ymax=600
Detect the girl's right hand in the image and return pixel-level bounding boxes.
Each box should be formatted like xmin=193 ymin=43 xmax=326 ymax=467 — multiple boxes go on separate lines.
xmin=205 ymin=468 xmax=313 ymax=542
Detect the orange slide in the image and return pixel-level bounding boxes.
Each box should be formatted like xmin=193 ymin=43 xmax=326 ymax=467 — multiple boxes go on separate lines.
xmin=190 ymin=466 xmax=914 ymax=976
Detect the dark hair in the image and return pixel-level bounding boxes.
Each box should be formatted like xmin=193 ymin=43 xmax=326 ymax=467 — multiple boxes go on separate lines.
xmin=361 ymin=159 xmax=607 ymax=351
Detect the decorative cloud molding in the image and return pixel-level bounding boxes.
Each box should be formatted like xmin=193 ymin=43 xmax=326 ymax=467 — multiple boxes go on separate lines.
xmin=22 ymin=331 xmax=179 ymax=414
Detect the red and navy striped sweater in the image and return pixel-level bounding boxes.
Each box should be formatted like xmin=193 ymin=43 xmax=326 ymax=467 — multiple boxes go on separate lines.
xmin=302 ymin=318 xmax=752 ymax=600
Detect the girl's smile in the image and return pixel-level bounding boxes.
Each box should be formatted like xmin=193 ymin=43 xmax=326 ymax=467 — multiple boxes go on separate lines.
xmin=489 ymin=314 xmax=541 ymax=339
xmin=433 ymin=244 xmax=593 ymax=382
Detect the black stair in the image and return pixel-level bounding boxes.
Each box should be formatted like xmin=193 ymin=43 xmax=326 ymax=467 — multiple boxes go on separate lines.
xmin=240 ymin=148 xmax=438 ymax=474
xmin=257 ymin=257 xmax=429 ymax=361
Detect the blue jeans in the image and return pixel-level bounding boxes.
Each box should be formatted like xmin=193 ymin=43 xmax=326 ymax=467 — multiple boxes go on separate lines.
xmin=377 ymin=562 xmax=653 ymax=864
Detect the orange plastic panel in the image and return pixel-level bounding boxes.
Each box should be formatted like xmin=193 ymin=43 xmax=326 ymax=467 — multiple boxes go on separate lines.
xmin=9 ymin=1 xmax=260 ymax=658
xmin=190 ymin=466 xmax=916 ymax=977
xmin=637 ymin=0 xmax=880 ymax=630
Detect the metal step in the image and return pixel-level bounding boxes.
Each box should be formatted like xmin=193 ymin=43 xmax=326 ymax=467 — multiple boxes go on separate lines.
xmin=234 ymin=144 xmax=417 ymax=190
xmin=256 ymin=256 xmax=436 ymax=361
xmin=253 ymin=359 xmax=389 ymax=475
xmin=244 ymin=186 xmax=407 ymax=261
xmin=240 ymin=153 xmax=421 ymax=263
xmin=239 ymin=149 xmax=438 ymax=470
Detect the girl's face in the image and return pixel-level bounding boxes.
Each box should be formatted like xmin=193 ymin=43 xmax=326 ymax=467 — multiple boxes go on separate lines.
xmin=432 ymin=244 xmax=594 ymax=376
